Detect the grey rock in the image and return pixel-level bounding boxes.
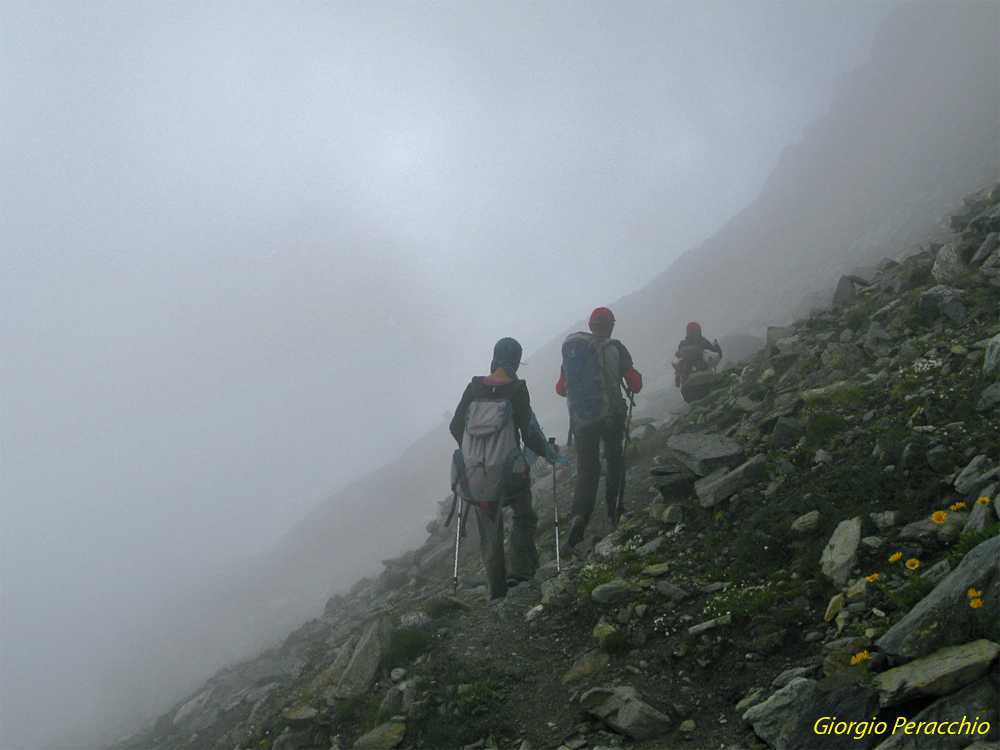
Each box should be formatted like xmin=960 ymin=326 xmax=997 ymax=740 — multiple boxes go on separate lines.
xmin=696 ymin=454 xmax=768 ymax=508
xmin=771 ymin=417 xmax=807 ymax=449
xmin=353 ymin=721 xmax=406 ymax=750
xmin=377 ymin=685 xmax=404 ymax=722
xmin=878 ymin=536 xmax=1000 ymax=660
xmin=967 ymin=495 xmax=999 ymax=534
xmin=650 ymin=472 xmax=695 ymax=501
xmin=821 ymin=517 xmax=862 ymax=587
xmin=246 ymin=658 xmax=303 ymax=685
xmin=956 ymin=455 xmax=992 ymax=494
xmin=591 ymin=580 xmax=641 ymax=605
xmin=862 ymin=322 xmax=894 ymax=358
xmin=984 ymin=334 xmax=1000 ymax=377
xmin=688 ymin=613 xmax=732 ymax=636
xmin=918 ymin=284 xmax=961 ymax=312
xmin=977 ymin=382 xmax=1000 ymax=412
xmin=832 ymin=276 xmax=858 ymax=309
xmin=655 ymin=580 xmax=689 ymax=602
xmin=742 ymin=678 xmax=817 ymax=750
xmin=772 ymin=667 xmax=813 ymax=689
xmin=871 ymin=676 xmax=1000 ymax=750
xmin=783 ymin=683 xmax=881 ymax=750
xmin=335 ymin=618 xmax=389 ymax=698
xmin=932 ymin=243 xmax=969 ymax=282
xmin=870 ymin=511 xmax=899 ymax=530
xmin=580 ymin=686 xmax=673 ymax=741
xmin=821 ymin=342 xmax=866 ymax=373
xmin=815 ymin=449 xmax=834 ymax=464
xmin=791 ymin=511 xmax=821 ymax=533
xmin=972 ymin=231 xmax=999 ymax=264
xmin=899 ymin=515 xmax=963 ymax=544
xmin=636 ymin=536 xmax=665 ymax=557
xmin=665 ymin=434 xmax=744 ymax=477
xmin=926 ymin=444 xmax=950 ymax=471
xmin=940 ymin=296 xmax=967 ymax=323
xmin=874 ymin=640 xmax=1000 ymax=707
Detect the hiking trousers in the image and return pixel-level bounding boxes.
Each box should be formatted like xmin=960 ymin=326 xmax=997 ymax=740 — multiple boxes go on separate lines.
xmin=475 ymin=489 xmax=539 ymax=600
xmin=570 ymin=415 xmax=625 ymax=526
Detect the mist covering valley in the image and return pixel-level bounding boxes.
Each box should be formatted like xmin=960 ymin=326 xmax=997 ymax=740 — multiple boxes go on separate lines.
xmin=1 ymin=2 xmax=997 ymax=749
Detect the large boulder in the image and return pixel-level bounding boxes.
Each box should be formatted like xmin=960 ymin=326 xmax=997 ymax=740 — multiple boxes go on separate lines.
xmin=743 ymin=678 xmax=881 ymax=750
xmin=335 ymin=617 xmax=389 ymax=698
xmin=665 ymin=434 xmax=744 ymax=477
xmin=877 ymin=536 xmax=1000 ymax=660
xmin=874 ymin=640 xmax=1000 ymax=707
xmin=580 ymin=685 xmax=673 ymax=741
xmin=870 ymin=676 xmax=1000 ymax=750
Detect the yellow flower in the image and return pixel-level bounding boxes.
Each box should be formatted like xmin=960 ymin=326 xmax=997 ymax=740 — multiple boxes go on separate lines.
xmin=968 ymin=588 xmax=982 ymax=598
xmin=978 ymin=496 xmax=990 ymax=505
xmin=906 ymin=558 xmax=920 ymax=570
xmin=851 ymin=650 xmax=871 ymax=666
xmin=970 ymin=598 xmax=984 ymax=609
xmin=931 ymin=510 xmax=948 ymax=524
xmin=866 ymin=573 xmax=881 ymax=582
xmin=888 ymin=552 xmax=903 ymax=563
xmin=950 ymin=502 xmax=966 ymax=511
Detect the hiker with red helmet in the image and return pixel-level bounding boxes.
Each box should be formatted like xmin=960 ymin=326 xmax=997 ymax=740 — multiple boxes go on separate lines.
xmin=672 ymin=321 xmax=722 ymax=387
xmin=556 ymin=307 xmax=642 ymax=548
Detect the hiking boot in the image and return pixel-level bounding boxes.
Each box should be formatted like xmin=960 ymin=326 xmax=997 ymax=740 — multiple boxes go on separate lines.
xmin=566 ymin=516 xmax=586 ymax=547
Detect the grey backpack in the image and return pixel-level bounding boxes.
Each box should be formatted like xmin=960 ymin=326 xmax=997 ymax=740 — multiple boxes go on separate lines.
xmin=451 ymin=398 xmax=528 ymax=512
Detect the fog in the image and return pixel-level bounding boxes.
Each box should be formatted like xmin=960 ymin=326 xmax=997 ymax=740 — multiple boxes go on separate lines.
xmin=0 ymin=2 xmax=912 ymax=747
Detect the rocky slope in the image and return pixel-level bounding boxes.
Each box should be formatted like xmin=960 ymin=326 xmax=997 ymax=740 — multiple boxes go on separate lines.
xmin=114 ymin=186 xmax=999 ymax=750
xmin=97 ymin=7 xmax=999 ymax=734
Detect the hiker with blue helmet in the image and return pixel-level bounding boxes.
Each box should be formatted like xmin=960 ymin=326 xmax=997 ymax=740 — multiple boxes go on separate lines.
xmin=450 ymin=337 xmax=562 ymax=599
xmin=557 ymin=307 xmax=643 ymax=547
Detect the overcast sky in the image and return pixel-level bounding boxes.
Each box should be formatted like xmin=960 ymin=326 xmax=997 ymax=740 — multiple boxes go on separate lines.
xmin=1 ymin=2 xmax=893 ymax=746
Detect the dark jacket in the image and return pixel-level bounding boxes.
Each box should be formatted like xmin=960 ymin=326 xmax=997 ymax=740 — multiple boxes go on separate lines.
xmin=450 ymin=377 xmax=549 ymax=458
xmin=676 ymin=334 xmax=722 ymax=356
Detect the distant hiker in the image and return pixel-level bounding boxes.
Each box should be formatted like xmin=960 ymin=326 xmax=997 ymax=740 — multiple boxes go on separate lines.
xmin=450 ymin=337 xmax=563 ymax=600
xmin=556 ymin=307 xmax=642 ymax=547
xmin=672 ymin=321 xmax=722 ymax=387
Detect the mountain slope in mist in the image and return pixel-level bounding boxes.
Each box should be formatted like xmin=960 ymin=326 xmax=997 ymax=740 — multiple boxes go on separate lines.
xmin=97 ymin=3 xmax=998 ymax=743
xmin=526 ymin=1 xmax=999 ymax=434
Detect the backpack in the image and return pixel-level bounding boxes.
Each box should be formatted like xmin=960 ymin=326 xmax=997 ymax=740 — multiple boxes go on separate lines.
xmin=561 ymin=332 xmax=621 ymax=427
xmin=451 ymin=397 xmax=529 ymax=515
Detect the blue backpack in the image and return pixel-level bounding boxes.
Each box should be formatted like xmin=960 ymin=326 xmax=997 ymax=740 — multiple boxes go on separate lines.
xmin=561 ymin=332 xmax=620 ymax=426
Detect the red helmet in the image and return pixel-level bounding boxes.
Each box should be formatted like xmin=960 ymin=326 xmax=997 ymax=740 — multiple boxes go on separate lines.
xmin=686 ymin=322 xmax=701 ymax=337
xmin=590 ymin=307 xmax=616 ymax=325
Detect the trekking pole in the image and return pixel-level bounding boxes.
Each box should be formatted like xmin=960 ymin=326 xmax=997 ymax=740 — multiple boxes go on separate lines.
xmin=614 ymin=385 xmax=636 ymax=524
xmin=452 ymin=493 xmax=463 ymax=596
xmin=549 ymin=438 xmax=561 ymax=573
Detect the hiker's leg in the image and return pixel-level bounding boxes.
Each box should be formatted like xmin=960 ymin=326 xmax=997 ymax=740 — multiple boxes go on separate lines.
xmin=570 ymin=422 xmax=601 ymax=525
xmin=603 ymin=417 xmax=625 ymax=519
xmin=475 ymin=505 xmax=507 ymax=599
xmin=508 ymin=489 xmax=538 ymax=582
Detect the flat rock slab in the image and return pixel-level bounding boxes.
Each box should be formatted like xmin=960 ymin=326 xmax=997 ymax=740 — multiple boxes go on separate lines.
xmin=696 ymin=454 xmax=768 ymax=508
xmin=877 ymin=536 xmax=1000 ymax=660
xmin=580 ymin=686 xmax=673 ymax=741
xmin=821 ymin=517 xmax=862 ymax=587
xmin=665 ymin=434 xmax=744 ymax=477
xmin=353 ymin=721 xmax=406 ymax=750
xmin=874 ymin=640 xmax=1000 ymax=707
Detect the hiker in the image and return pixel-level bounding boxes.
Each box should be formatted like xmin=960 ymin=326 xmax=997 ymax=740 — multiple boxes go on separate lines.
xmin=556 ymin=307 xmax=642 ymax=547
xmin=450 ymin=337 xmax=561 ymax=600
xmin=672 ymin=321 xmax=722 ymax=387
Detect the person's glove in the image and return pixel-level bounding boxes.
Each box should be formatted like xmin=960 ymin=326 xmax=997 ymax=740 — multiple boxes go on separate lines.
xmin=546 ymin=438 xmax=569 ymax=464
